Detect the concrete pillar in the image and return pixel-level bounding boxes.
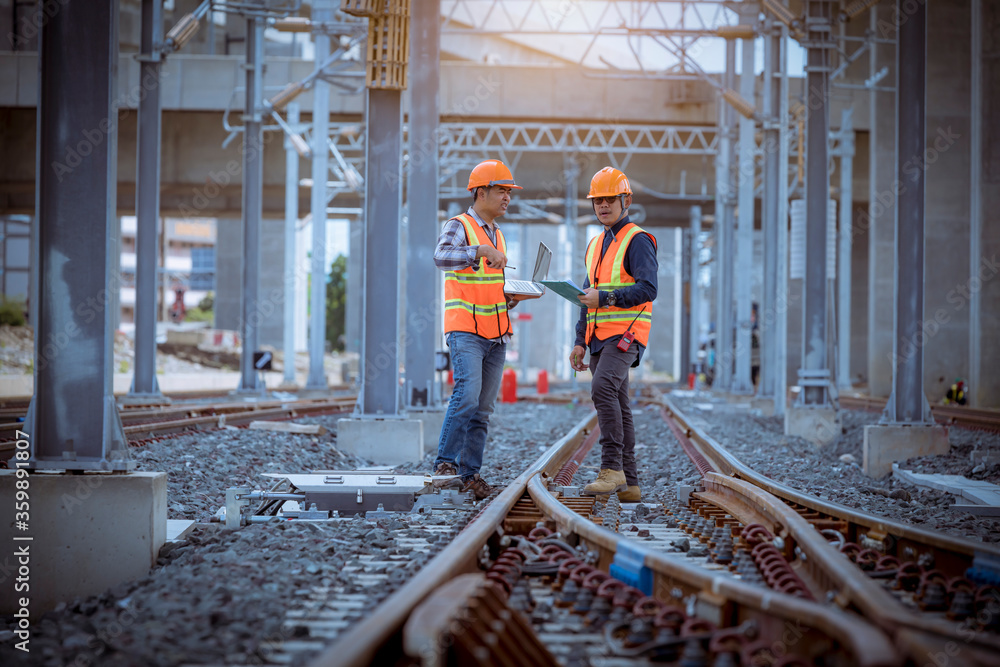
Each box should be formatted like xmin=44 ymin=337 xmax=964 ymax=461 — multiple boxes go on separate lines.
xmin=404 ymin=0 xmax=442 ymax=409
xmin=867 ymin=3 xmax=897 ymax=399
xmin=923 ymin=0 xmax=972 ymax=403
xmin=214 ymin=218 xmax=242 ymax=331
xmin=976 ymin=0 xmax=1000 ymax=406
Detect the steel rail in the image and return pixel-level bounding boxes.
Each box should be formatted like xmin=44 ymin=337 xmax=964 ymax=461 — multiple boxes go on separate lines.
xmin=523 ymin=474 xmax=901 ymax=666
xmin=840 ymin=394 xmax=1000 ymax=432
xmin=660 ymin=394 xmax=1000 ymax=565
xmin=657 ymin=394 xmax=1000 ymax=657
xmin=307 ymin=411 xmax=600 ymax=667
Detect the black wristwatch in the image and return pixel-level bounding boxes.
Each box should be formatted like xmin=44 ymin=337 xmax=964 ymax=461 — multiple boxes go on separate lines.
xmin=606 ymin=291 xmax=616 ymax=308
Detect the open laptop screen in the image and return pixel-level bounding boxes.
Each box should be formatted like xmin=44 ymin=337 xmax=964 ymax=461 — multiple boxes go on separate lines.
xmin=532 ymin=243 xmax=552 ymax=282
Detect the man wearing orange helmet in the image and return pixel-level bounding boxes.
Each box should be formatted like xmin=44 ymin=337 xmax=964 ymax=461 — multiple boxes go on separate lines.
xmin=432 ymin=159 xmax=525 ymax=500
xmin=570 ymin=167 xmax=658 ymax=501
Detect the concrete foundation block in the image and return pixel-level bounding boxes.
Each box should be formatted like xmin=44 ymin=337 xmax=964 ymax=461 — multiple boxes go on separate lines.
xmin=785 ymin=405 xmax=840 ymax=448
xmin=0 ymin=471 xmax=167 ymax=618
xmin=864 ymin=424 xmax=950 ymax=478
xmin=409 ymin=409 xmax=446 ymax=452
xmin=337 ymin=417 xmax=424 ymax=465
xmin=750 ymin=397 xmax=776 ymax=416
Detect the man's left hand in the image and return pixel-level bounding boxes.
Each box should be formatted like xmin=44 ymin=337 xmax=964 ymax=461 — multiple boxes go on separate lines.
xmin=578 ymin=288 xmax=601 ymax=309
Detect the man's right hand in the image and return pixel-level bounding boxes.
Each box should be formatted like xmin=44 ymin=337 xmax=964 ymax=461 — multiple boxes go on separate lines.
xmin=476 ymin=245 xmax=508 ymax=269
xmin=570 ymin=345 xmax=587 ymax=372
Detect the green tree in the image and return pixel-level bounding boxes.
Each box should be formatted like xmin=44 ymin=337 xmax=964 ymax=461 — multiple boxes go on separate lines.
xmin=326 ymin=254 xmax=347 ymax=352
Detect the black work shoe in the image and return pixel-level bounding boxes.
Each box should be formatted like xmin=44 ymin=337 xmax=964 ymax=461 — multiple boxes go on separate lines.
xmin=431 ymin=462 xmax=461 ymax=489
xmin=461 ymin=474 xmax=495 ymax=500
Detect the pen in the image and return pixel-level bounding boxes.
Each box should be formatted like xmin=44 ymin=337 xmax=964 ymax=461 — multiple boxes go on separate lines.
xmin=506 ymin=265 xmax=515 ymax=270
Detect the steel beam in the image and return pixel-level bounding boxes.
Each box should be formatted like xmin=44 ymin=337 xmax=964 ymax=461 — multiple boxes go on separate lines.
xmin=130 ymin=0 xmax=164 ymax=399
xmin=837 ymin=109 xmax=854 ymax=391
xmin=564 ymin=158 xmax=580 ymax=385
xmin=688 ymin=205 xmax=701 ymax=379
xmin=283 ymin=102 xmax=300 ymax=387
xmin=29 ymin=0 xmax=132 ymax=470
xmin=680 ymin=227 xmax=691 ymax=381
xmin=715 ymin=39 xmax=737 ymax=392
xmin=798 ymin=0 xmax=833 ymax=407
xmin=405 ymin=0 xmax=441 ymax=409
xmin=758 ymin=23 xmax=779 ymax=403
xmin=732 ymin=28 xmax=756 ymax=395
xmin=360 ymin=89 xmax=404 ymax=415
xmin=888 ymin=0 xmax=930 ymax=423
xmin=307 ymin=4 xmax=333 ymax=390
xmin=775 ymin=24 xmax=790 ymax=417
xmin=238 ymin=17 xmax=265 ymax=393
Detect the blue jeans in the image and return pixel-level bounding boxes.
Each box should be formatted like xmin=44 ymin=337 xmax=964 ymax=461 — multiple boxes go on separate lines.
xmin=435 ymin=331 xmax=506 ymax=480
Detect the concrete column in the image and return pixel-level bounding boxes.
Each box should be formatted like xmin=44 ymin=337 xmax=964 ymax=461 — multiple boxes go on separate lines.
xmin=863 ymin=0 xmax=949 ymax=477
xmin=979 ymin=0 xmax=1000 ymax=407
xmin=732 ymin=29 xmax=756 ymax=395
xmin=214 ymin=218 xmax=242 ymax=331
xmin=404 ymin=0 xmax=441 ymax=409
xmin=237 ymin=17 xmax=264 ymax=393
xmin=283 ymin=102 xmax=300 ymax=387
xmin=923 ymin=0 xmax=972 ymax=403
xmin=129 ymin=0 xmax=165 ymax=401
xmin=867 ymin=3 xmax=896 ymax=399
xmin=360 ymin=89 xmax=403 ymax=415
xmin=28 ymin=0 xmax=132 ymax=470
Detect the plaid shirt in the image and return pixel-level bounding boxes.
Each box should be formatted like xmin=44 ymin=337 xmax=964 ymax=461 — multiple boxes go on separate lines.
xmin=433 ymin=207 xmax=496 ymax=271
xmin=435 ymin=207 xmax=512 ymax=343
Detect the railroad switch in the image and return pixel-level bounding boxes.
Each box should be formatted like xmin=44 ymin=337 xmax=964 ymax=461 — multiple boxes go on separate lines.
xmin=222 ymin=470 xmax=473 ymax=527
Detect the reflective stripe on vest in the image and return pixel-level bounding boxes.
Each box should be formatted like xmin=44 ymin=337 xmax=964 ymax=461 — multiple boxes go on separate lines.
xmin=443 ymin=214 xmax=512 ymax=339
xmin=584 ymin=222 xmax=655 ymax=346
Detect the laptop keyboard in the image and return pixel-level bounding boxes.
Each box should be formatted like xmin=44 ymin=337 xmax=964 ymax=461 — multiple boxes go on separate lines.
xmin=505 ymin=280 xmax=542 ymax=294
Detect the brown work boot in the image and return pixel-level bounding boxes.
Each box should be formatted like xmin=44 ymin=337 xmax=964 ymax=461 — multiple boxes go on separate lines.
xmin=461 ymin=473 xmax=495 ymax=500
xmin=431 ymin=462 xmax=461 ymax=489
xmin=617 ymin=485 xmax=641 ymax=502
xmin=583 ymin=469 xmax=627 ymax=495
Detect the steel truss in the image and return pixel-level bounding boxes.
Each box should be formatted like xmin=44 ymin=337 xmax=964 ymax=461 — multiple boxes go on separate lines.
xmin=441 ymin=0 xmax=738 ymax=75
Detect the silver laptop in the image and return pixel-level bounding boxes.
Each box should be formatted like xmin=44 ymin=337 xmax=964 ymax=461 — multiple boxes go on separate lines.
xmin=504 ymin=243 xmax=552 ymax=296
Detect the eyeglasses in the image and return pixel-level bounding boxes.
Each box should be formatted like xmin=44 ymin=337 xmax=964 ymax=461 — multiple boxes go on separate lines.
xmin=591 ymin=196 xmax=619 ymax=205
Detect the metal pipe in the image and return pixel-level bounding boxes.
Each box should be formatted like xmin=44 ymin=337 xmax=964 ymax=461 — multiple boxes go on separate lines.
xmin=891 ymin=0 xmax=927 ymax=423
xmin=131 ymin=0 xmax=164 ymax=400
xmin=283 ymin=102 xmax=300 ymax=387
xmin=238 ymin=16 xmax=265 ymax=393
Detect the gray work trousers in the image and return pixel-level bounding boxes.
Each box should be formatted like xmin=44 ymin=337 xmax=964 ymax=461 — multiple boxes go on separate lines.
xmin=589 ymin=343 xmax=640 ymax=486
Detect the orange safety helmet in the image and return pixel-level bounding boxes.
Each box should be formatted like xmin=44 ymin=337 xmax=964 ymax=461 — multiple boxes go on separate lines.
xmin=587 ymin=167 xmax=632 ymax=199
xmin=467 ymin=159 xmax=523 ymax=191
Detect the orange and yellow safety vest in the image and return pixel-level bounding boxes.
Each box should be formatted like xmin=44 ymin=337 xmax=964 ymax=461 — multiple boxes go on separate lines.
xmin=584 ymin=222 xmax=655 ymax=346
xmin=444 ymin=214 xmax=512 ymax=340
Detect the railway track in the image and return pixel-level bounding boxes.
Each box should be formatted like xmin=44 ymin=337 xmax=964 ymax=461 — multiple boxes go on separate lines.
xmin=0 ymin=395 xmax=357 ymax=452
xmin=276 ymin=389 xmax=1000 ymax=666
xmin=840 ymin=395 xmax=1000 ymax=433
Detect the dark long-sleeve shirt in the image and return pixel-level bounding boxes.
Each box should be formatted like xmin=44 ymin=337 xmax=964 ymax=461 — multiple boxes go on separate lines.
xmin=574 ymin=216 xmax=658 ymax=364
